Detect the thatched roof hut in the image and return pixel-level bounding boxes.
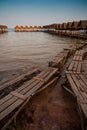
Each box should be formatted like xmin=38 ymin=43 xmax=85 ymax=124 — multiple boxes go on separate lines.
xmin=66 ymin=22 xmax=73 ymax=30
xmin=55 ymin=24 xmax=60 ymax=29
xmin=29 ymin=26 xmax=33 ymax=29
xmin=52 ymin=24 xmax=58 ymax=29
xmin=77 ymin=20 xmax=87 ymax=30
xmin=37 ymin=26 xmax=41 ymax=29
xmin=25 ymin=26 xmax=29 ymax=29
xmin=71 ymin=21 xmax=79 ymax=30
xmin=0 ymin=25 xmax=8 ymax=33
xmin=14 ymin=25 xmax=19 ymax=29
xmin=59 ymin=24 xmax=62 ymax=30
xmin=0 ymin=25 xmax=8 ymax=29
xmin=62 ymin=23 xmax=67 ymax=30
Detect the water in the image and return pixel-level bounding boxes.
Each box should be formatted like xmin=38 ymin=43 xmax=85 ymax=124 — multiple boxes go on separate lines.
xmin=0 ymin=32 xmax=81 ymax=70
xmin=0 ymin=32 xmax=81 ymax=81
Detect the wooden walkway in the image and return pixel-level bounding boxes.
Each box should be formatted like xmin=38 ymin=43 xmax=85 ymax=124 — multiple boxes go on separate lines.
xmin=0 ymin=67 xmax=58 ymax=122
xmin=66 ymin=49 xmax=87 ymax=119
xmin=0 ymin=67 xmax=40 ymax=92
xmin=49 ymin=50 xmax=69 ymax=68
xmin=67 ymin=50 xmax=84 ymax=73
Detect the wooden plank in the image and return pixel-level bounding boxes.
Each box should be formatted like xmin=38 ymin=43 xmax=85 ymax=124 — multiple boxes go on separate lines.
xmin=79 ymin=56 xmax=83 ymax=61
xmin=71 ymin=74 xmax=85 ymax=100
xmin=0 ymin=67 xmax=51 ymax=106
xmin=0 ymin=67 xmax=40 ymax=91
xmin=0 ymin=69 xmax=50 ymax=112
xmin=76 ymin=74 xmax=87 ymax=91
xmin=66 ymin=71 xmax=87 ymax=119
xmin=77 ymin=61 xmax=82 ymax=72
xmin=33 ymin=77 xmax=46 ymax=82
xmin=0 ymin=78 xmax=36 ymax=106
xmin=68 ymin=61 xmax=75 ymax=71
xmin=80 ymin=104 xmax=87 ymax=118
xmin=73 ymin=61 xmax=78 ymax=71
xmin=0 ymin=98 xmax=23 ymax=121
xmin=0 ymin=69 xmax=48 ymax=112
xmin=0 ymin=77 xmax=49 ymax=120
xmin=10 ymin=91 xmax=25 ymax=100
xmin=34 ymin=77 xmax=58 ymax=95
xmin=0 ymin=82 xmax=43 ymax=119
xmin=0 ymin=67 xmax=58 ymax=121
xmin=1 ymin=77 xmax=58 ymax=129
xmin=79 ymin=74 xmax=87 ymax=86
xmin=66 ymin=73 xmax=80 ymax=96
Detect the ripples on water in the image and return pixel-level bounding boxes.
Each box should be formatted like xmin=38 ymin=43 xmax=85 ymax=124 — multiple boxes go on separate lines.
xmin=0 ymin=32 xmax=81 ymax=81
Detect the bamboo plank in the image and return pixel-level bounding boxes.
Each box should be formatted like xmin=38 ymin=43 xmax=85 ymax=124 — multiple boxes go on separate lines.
xmin=0 ymin=67 xmax=40 ymax=91
xmin=0 ymin=69 xmax=50 ymax=112
xmin=0 ymin=67 xmax=58 ymax=121
xmin=68 ymin=61 xmax=74 ymax=71
xmin=80 ymin=104 xmax=87 ymax=118
xmin=10 ymin=91 xmax=25 ymax=100
xmin=76 ymin=74 xmax=87 ymax=91
xmin=79 ymin=74 xmax=87 ymax=86
xmin=0 ymin=67 xmax=50 ymax=106
xmin=66 ymin=73 xmax=79 ymax=96
xmin=71 ymin=74 xmax=85 ymax=100
xmin=73 ymin=61 xmax=78 ymax=71
xmin=0 ymin=98 xmax=23 ymax=121
xmin=77 ymin=62 xmax=82 ymax=72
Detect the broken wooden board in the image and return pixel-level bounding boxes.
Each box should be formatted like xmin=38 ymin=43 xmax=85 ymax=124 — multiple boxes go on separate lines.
xmin=49 ymin=50 xmax=69 ymax=68
xmin=0 ymin=67 xmax=58 ymax=121
xmin=66 ymin=72 xmax=87 ymax=119
xmin=0 ymin=67 xmax=40 ymax=91
xmin=0 ymin=77 xmax=58 ymax=130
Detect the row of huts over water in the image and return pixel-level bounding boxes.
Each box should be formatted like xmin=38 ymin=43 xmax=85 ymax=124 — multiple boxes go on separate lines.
xmin=43 ymin=20 xmax=87 ymax=39
xmin=14 ymin=25 xmax=42 ymax=32
xmin=0 ymin=25 xmax=8 ymax=34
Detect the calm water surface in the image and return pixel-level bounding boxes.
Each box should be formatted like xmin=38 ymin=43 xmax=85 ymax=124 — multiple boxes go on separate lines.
xmin=0 ymin=32 xmax=82 ymax=80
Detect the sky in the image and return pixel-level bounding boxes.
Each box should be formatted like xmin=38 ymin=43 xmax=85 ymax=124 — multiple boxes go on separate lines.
xmin=0 ymin=0 xmax=87 ymax=28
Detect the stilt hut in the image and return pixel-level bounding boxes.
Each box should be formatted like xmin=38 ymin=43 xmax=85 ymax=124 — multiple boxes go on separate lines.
xmin=33 ymin=26 xmax=37 ymax=31
xmin=24 ymin=26 xmax=28 ymax=32
xmin=61 ymin=23 xmax=67 ymax=35
xmin=29 ymin=26 xmax=33 ymax=31
xmin=55 ymin=24 xmax=60 ymax=30
xmin=71 ymin=21 xmax=79 ymax=30
xmin=0 ymin=25 xmax=3 ymax=33
xmin=0 ymin=25 xmax=8 ymax=33
xmin=62 ymin=23 xmax=67 ymax=30
xmin=20 ymin=26 xmax=24 ymax=32
xmin=77 ymin=20 xmax=87 ymax=32
xmin=66 ymin=22 xmax=73 ymax=35
xmin=66 ymin=22 xmax=73 ymax=30
xmin=14 ymin=25 xmax=19 ymax=32
xmin=70 ymin=21 xmax=79 ymax=36
xmin=37 ymin=26 xmax=41 ymax=31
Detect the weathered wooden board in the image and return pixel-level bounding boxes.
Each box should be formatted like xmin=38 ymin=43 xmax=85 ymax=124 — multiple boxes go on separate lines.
xmin=66 ymin=72 xmax=87 ymax=118
xmin=49 ymin=50 xmax=69 ymax=68
xmin=0 ymin=67 xmax=40 ymax=91
xmin=0 ymin=67 xmax=58 ymax=121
